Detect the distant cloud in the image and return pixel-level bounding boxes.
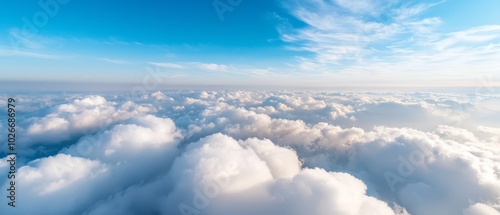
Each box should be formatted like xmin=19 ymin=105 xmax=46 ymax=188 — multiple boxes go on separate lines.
xmin=22 ymin=95 xmax=156 ymax=146
xmin=98 ymin=58 xmax=132 ymax=65
xmin=194 ymin=62 xmax=229 ymax=72
xmin=434 ymin=25 xmax=500 ymax=50
xmin=148 ymin=62 xmax=186 ymax=69
xmin=8 ymin=28 xmax=45 ymax=49
xmin=147 ymin=61 xmax=274 ymax=78
xmin=0 ymin=47 xmax=61 ymax=59
xmin=279 ymin=0 xmax=500 ymax=86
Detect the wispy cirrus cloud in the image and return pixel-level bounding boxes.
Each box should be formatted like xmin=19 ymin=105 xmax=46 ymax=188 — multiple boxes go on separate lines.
xmin=148 ymin=62 xmax=186 ymax=69
xmin=147 ymin=61 xmax=274 ymax=78
xmin=8 ymin=28 xmax=45 ymax=50
xmin=195 ymin=62 xmax=230 ymax=72
xmin=433 ymin=25 xmax=500 ymax=50
xmin=279 ymin=0 xmax=500 ymax=86
xmin=98 ymin=58 xmax=133 ymax=65
xmin=280 ymin=0 xmax=440 ymax=63
xmin=7 ymin=28 xmax=68 ymax=50
xmin=0 ymin=47 xmax=62 ymax=59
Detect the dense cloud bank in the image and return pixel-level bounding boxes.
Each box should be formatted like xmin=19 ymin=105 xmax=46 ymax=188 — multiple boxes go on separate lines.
xmin=0 ymin=90 xmax=499 ymax=215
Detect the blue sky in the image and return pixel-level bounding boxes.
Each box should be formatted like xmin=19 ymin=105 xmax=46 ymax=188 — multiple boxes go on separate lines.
xmin=0 ymin=0 xmax=499 ymax=89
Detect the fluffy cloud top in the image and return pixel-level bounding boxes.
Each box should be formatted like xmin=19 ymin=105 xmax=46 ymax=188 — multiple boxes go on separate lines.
xmin=25 ymin=96 xmax=155 ymax=144
xmin=86 ymin=134 xmax=399 ymax=215
xmin=1 ymin=115 xmax=181 ymax=215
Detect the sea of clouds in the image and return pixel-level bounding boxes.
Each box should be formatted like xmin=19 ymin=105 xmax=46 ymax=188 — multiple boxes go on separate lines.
xmin=0 ymin=90 xmax=499 ymax=215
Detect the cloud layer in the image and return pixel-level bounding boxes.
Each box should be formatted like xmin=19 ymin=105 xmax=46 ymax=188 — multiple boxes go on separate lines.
xmin=1 ymin=90 xmax=499 ymax=215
